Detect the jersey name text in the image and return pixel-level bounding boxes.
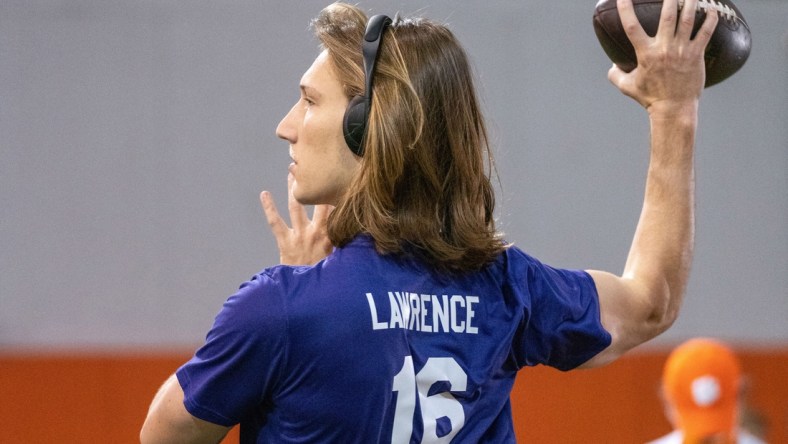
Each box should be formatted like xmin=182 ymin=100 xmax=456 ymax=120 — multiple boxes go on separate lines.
xmin=365 ymin=292 xmax=479 ymax=334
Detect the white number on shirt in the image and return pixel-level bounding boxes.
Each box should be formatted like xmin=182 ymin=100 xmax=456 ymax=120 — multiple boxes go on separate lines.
xmin=391 ymin=356 xmax=467 ymax=443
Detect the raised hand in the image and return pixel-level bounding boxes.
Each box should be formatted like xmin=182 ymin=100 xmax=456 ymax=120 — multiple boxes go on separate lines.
xmin=260 ymin=173 xmax=334 ymax=265
xmin=608 ymin=0 xmax=719 ymax=111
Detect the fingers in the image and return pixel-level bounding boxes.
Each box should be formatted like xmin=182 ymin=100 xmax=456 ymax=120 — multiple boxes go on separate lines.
xmin=626 ymin=0 xmax=717 ymax=45
xmin=617 ymin=0 xmax=648 ymax=47
xmin=260 ymin=190 xmax=288 ymax=239
xmin=262 ymin=177 xmax=331 ymax=237
xmin=286 ymin=173 xmax=309 ymax=228
xmin=674 ymin=0 xmax=697 ymax=42
xmin=657 ymin=0 xmax=679 ymax=38
xmin=694 ymin=3 xmax=719 ymax=47
xmin=260 ymin=184 xmax=333 ymax=266
xmin=671 ymin=0 xmax=718 ymax=45
xmin=675 ymin=0 xmax=719 ymax=58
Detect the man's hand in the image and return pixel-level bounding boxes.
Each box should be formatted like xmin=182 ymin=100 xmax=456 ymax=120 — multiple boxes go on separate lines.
xmin=608 ymin=0 xmax=719 ymax=112
xmin=260 ymin=173 xmax=334 ymax=265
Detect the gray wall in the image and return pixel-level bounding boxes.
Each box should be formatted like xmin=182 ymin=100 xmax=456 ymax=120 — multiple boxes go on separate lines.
xmin=2 ymin=1 xmax=786 ymax=349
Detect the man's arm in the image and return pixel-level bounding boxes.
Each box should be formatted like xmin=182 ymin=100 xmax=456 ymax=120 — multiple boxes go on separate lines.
xmin=581 ymin=0 xmax=719 ymax=368
xmin=140 ymin=374 xmax=231 ymax=444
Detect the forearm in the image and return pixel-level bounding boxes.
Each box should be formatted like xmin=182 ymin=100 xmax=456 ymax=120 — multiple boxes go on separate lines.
xmin=584 ymin=102 xmax=698 ymax=368
xmin=624 ymin=101 xmax=698 ymax=334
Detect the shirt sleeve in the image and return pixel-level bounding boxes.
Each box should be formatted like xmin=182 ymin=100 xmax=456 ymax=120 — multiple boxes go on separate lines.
xmin=176 ymin=271 xmax=288 ymax=426
xmin=506 ymin=248 xmax=612 ymax=371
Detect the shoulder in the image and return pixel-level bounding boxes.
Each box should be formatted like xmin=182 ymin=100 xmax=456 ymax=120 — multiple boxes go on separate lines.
xmin=499 ymin=244 xmax=596 ymax=295
xmin=213 ymin=266 xmax=306 ymax=335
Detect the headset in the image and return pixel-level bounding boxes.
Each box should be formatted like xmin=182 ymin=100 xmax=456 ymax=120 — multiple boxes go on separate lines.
xmin=342 ymin=14 xmax=392 ymax=156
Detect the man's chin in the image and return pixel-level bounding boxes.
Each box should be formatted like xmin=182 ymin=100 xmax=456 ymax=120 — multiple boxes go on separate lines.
xmin=293 ymin=187 xmax=337 ymax=207
xmin=293 ymin=191 xmax=318 ymax=206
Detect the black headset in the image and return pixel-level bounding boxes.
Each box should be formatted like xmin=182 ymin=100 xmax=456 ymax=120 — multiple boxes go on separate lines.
xmin=342 ymin=14 xmax=392 ymax=156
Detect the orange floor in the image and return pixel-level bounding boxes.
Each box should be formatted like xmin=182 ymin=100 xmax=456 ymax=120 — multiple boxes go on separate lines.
xmin=1 ymin=348 xmax=785 ymax=443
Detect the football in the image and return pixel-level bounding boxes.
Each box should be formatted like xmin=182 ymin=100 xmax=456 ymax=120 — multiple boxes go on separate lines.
xmin=592 ymin=0 xmax=752 ymax=87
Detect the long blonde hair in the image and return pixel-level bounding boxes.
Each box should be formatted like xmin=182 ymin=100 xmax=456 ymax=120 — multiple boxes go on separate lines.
xmin=313 ymin=3 xmax=505 ymax=273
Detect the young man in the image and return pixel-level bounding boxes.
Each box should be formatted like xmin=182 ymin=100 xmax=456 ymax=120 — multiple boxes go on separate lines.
xmin=141 ymin=0 xmax=719 ymax=442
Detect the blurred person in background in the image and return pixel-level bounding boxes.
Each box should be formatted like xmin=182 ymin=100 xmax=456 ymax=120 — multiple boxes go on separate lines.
xmin=647 ymin=338 xmax=767 ymax=444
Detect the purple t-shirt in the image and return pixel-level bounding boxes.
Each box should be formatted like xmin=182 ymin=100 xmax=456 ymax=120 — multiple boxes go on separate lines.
xmin=177 ymin=235 xmax=610 ymax=443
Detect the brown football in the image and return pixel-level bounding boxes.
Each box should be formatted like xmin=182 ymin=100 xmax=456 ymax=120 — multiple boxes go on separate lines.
xmin=592 ymin=0 xmax=752 ymax=87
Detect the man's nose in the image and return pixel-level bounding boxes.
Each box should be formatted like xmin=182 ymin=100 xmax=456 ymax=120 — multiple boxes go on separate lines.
xmin=275 ymin=104 xmax=297 ymax=143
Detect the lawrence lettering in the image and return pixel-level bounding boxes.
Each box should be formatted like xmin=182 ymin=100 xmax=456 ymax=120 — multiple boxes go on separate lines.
xmin=365 ymin=292 xmax=479 ymax=334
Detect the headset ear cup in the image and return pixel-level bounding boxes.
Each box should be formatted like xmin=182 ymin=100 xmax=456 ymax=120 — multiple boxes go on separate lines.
xmin=343 ymin=95 xmax=367 ymax=156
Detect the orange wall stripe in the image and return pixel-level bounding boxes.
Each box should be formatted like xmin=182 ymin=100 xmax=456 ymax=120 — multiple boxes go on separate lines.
xmin=1 ymin=348 xmax=785 ymax=443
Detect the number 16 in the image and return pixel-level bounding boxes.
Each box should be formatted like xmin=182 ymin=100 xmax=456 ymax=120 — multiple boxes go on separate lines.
xmin=391 ymin=356 xmax=468 ymax=443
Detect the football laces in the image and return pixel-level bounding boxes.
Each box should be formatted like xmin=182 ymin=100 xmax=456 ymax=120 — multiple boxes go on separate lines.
xmin=679 ymin=0 xmax=738 ymax=22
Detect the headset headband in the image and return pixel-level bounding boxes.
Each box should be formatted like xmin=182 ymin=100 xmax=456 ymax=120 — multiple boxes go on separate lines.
xmin=342 ymin=14 xmax=392 ymax=156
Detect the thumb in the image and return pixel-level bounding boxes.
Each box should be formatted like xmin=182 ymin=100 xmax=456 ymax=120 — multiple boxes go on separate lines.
xmin=607 ymin=64 xmax=645 ymax=107
xmin=607 ymin=64 xmax=626 ymax=89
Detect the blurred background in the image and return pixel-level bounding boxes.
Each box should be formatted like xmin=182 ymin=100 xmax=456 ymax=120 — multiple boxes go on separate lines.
xmin=1 ymin=0 xmax=786 ymax=442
